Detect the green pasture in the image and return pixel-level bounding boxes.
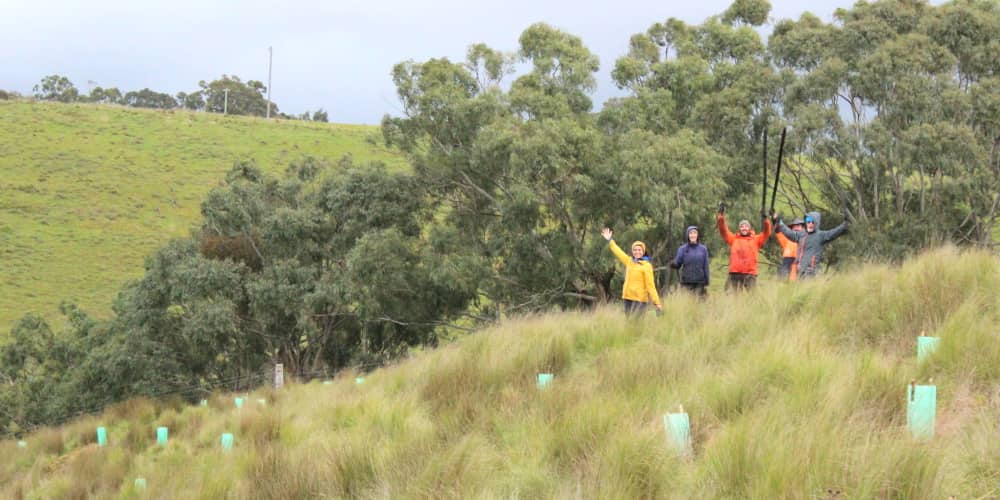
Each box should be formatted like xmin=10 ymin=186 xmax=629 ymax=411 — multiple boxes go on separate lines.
xmin=0 ymin=100 xmax=402 ymax=332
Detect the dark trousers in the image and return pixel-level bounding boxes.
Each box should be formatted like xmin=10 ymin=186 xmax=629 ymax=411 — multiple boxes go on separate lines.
xmin=680 ymin=282 xmax=707 ymax=298
xmin=623 ymin=299 xmax=648 ymax=315
xmin=777 ymin=257 xmax=795 ymax=279
xmin=725 ymin=273 xmax=756 ymax=292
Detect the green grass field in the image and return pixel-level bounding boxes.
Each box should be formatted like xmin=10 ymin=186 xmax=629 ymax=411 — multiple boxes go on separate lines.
xmin=0 ymin=100 xmax=402 ymax=332
xmin=2 ymin=247 xmax=997 ymax=498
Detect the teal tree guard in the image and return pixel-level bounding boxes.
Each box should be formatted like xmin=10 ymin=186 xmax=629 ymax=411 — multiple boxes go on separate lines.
xmin=663 ymin=405 xmax=693 ymax=456
xmin=917 ymin=336 xmax=940 ymax=363
xmin=907 ymin=382 xmax=936 ymax=440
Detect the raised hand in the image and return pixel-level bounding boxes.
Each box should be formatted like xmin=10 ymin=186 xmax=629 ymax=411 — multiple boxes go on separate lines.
xmin=718 ymin=202 xmax=726 ymax=215
xmin=601 ymin=227 xmax=613 ymax=241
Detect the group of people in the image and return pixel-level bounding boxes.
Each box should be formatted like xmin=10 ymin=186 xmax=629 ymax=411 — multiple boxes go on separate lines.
xmin=601 ymin=204 xmax=849 ymax=313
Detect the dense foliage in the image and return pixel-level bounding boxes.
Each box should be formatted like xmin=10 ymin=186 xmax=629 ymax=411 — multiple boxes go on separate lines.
xmin=30 ymin=74 xmax=282 ymax=117
xmin=3 ymin=0 xmax=998 ymax=434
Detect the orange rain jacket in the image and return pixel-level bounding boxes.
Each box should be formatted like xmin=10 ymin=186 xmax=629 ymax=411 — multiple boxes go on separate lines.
xmin=716 ymin=214 xmax=772 ymax=275
xmin=775 ymin=232 xmax=799 ymax=281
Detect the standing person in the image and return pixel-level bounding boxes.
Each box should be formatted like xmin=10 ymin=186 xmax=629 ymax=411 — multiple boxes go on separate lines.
xmin=716 ymin=203 xmax=772 ymax=291
xmin=773 ymin=211 xmax=849 ymax=279
xmin=775 ymin=217 xmax=804 ymax=282
xmin=601 ymin=227 xmax=663 ymax=315
xmin=670 ymin=225 xmax=710 ymax=298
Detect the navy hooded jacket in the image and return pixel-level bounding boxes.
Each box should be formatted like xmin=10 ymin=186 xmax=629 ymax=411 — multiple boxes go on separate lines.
xmin=671 ymin=226 xmax=710 ymax=285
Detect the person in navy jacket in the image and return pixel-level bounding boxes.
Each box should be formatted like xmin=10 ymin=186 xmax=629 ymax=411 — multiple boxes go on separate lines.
xmin=670 ymin=225 xmax=710 ymax=298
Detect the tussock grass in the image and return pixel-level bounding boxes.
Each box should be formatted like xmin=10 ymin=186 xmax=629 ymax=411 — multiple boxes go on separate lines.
xmin=1 ymin=247 xmax=998 ymax=498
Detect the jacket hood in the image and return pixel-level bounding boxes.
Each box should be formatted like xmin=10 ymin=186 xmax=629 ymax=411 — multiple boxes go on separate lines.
xmin=805 ymin=211 xmax=821 ymax=232
xmin=685 ymin=225 xmax=700 ymax=244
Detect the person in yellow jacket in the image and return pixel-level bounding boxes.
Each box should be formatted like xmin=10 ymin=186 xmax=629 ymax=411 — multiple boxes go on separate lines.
xmin=601 ymin=227 xmax=663 ymax=315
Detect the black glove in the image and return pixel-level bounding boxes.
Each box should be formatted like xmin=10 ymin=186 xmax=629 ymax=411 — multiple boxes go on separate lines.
xmin=761 ymin=209 xmax=769 ymax=221
xmin=718 ymin=202 xmax=726 ymax=215
xmin=669 ymin=261 xmax=680 ymax=269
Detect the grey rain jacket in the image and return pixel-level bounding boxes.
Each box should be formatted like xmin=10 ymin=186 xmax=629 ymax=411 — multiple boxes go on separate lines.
xmin=776 ymin=211 xmax=848 ymax=278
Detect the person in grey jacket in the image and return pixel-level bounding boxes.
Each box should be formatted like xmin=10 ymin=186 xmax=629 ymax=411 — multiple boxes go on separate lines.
xmin=772 ymin=211 xmax=849 ymax=279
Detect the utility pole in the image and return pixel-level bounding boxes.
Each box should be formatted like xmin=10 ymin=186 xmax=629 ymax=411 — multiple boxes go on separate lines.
xmin=266 ymin=46 xmax=273 ymax=119
xmin=223 ymin=88 xmax=230 ymax=115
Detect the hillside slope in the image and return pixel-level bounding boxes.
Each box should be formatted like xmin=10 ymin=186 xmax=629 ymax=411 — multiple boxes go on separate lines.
xmin=0 ymin=100 xmax=402 ymax=330
xmin=2 ymin=247 xmax=998 ymax=498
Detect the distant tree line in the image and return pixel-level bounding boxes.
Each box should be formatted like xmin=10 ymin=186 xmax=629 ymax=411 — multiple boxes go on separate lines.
xmin=22 ymin=74 xmax=329 ymax=121
xmin=3 ymin=0 xmax=998 ymax=435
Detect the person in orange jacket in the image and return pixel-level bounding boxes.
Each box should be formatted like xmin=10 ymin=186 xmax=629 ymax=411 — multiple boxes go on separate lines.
xmin=716 ymin=203 xmax=771 ymax=291
xmin=775 ymin=217 xmax=804 ymax=281
xmin=601 ymin=227 xmax=663 ymax=315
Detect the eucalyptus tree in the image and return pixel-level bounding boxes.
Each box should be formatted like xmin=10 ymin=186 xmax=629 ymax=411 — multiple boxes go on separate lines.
xmin=383 ymin=23 xmax=731 ymax=311
xmin=196 ymin=75 xmax=277 ymax=116
xmin=770 ymin=0 xmax=1000 ymax=253
xmin=610 ymin=1 xmax=780 ymax=217
xmin=32 ymin=74 xmax=79 ymax=102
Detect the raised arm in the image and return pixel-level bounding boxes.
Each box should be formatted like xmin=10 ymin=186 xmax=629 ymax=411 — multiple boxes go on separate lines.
xmin=820 ymin=221 xmax=849 ymax=244
xmin=716 ymin=213 xmax=735 ymax=245
xmin=774 ymin=218 xmax=803 ymax=243
xmin=755 ymin=218 xmax=773 ymax=248
xmin=603 ymin=228 xmax=631 ymax=266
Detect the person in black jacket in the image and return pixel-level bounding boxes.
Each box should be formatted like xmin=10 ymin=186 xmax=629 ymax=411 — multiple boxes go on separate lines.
xmin=670 ymin=225 xmax=710 ymax=298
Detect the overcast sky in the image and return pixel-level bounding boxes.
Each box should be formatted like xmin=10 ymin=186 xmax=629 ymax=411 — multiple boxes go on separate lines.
xmin=3 ymin=0 xmax=860 ymax=124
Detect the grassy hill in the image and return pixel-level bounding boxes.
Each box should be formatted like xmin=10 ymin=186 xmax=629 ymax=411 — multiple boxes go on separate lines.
xmin=0 ymin=100 xmax=402 ymax=332
xmin=2 ymin=247 xmax=997 ymax=498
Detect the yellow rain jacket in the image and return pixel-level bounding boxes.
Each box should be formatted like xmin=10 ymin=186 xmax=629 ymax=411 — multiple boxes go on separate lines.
xmin=608 ymin=240 xmax=662 ymax=306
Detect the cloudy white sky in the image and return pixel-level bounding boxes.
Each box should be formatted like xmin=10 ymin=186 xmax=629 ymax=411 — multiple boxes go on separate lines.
xmin=3 ymin=0 xmax=860 ymax=124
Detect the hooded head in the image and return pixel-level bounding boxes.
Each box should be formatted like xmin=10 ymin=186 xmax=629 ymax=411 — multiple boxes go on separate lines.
xmin=685 ymin=225 xmax=699 ymax=244
xmin=804 ymin=211 xmax=821 ymax=233
xmin=789 ymin=217 xmax=805 ymax=231
xmin=631 ymin=241 xmax=649 ymax=261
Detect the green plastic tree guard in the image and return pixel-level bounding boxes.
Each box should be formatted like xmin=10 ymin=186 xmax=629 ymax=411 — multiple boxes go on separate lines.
xmin=537 ymin=373 xmax=554 ymax=389
xmin=200 ymin=399 xmax=208 ymax=407
xmin=663 ymin=411 xmax=692 ymax=456
xmin=355 ymin=377 xmax=365 ymax=385
xmin=134 ymin=478 xmax=147 ymax=490
xmin=917 ymin=336 xmax=940 ymax=362
xmin=234 ymin=397 xmax=244 ymax=409
xmin=257 ymin=398 xmax=267 ymax=406
xmin=907 ymin=384 xmax=936 ymax=440
xmin=17 ymin=440 xmax=27 ymax=449
xmin=156 ymin=426 xmax=168 ymax=445
xmin=97 ymin=427 xmax=108 ymax=447
xmin=221 ymin=433 xmax=234 ymax=451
